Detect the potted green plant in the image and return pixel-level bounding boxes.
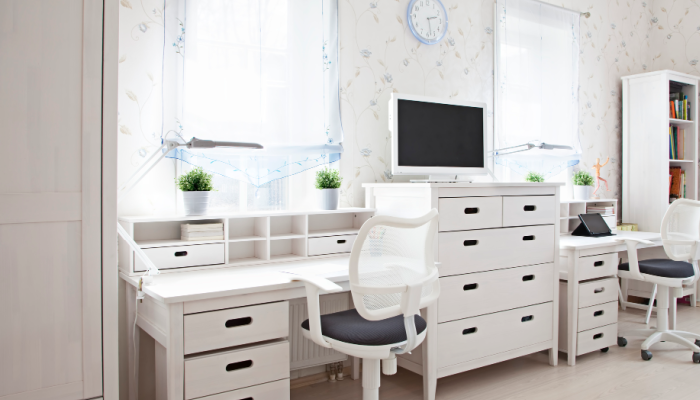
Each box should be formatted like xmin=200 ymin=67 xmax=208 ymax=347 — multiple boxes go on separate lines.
xmin=572 ymin=170 xmax=594 ymax=200
xmin=315 ymin=167 xmax=342 ymax=210
xmin=525 ymin=171 xmax=545 ymax=183
xmin=177 ymin=167 xmax=214 ymax=215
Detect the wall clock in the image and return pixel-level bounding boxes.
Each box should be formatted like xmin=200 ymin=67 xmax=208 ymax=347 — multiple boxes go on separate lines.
xmin=407 ymin=0 xmax=448 ymax=45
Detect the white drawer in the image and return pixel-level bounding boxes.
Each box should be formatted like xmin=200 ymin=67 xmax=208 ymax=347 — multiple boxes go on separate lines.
xmin=438 ymin=225 xmax=555 ymax=276
xmin=438 ymin=263 xmax=554 ymax=322
xmin=308 ymin=235 xmax=356 ymax=256
xmin=134 ymin=243 xmax=225 ymax=272
xmin=502 ymin=196 xmax=556 ymax=227
xmin=576 ymin=323 xmax=617 ymax=356
xmin=438 ymin=197 xmax=502 ymax=232
xmin=578 ymin=252 xmax=618 ymax=281
xmin=185 ymin=340 xmax=290 ymax=400
xmin=197 ymin=379 xmax=290 ymax=400
xmin=578 ymin=278 xmax=618 ymax=309
xmin=437 ymin=302 xmax=553 ymax=368
xmin=184 ymin=302 xmax=289 ymax=354
xmin=577 ymin=301 xmax=618 ymax=333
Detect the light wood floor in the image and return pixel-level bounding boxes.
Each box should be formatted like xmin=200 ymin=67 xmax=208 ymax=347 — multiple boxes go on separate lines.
xmin=291 ymin=305 xmax=700 ymax=400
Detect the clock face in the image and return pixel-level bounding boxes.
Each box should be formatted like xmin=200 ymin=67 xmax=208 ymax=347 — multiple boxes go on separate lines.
xmin=407 ymin=0 xmax=448 ymax=45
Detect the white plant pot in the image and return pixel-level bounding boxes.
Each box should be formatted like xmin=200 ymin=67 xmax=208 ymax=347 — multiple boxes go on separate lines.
xmin=573 ymin=185 xmax=592 ymax=200
xmin=318 ymin=188 xmax=340 ymax=210
xmin=182 ymin=191 xmax=212 ymax=216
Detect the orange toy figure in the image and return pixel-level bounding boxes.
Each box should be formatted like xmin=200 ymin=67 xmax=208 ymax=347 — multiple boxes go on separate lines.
xmin=591 ymin=157 xmax=609 ymax=199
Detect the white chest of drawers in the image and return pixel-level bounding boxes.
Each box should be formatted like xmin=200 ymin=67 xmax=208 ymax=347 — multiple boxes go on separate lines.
xmin=364 ymin=182 xmax=561 ymax=399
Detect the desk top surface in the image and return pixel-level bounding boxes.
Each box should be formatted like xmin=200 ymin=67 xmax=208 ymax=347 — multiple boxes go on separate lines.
xmin=559 ymin=231 xmax=662 ymax=250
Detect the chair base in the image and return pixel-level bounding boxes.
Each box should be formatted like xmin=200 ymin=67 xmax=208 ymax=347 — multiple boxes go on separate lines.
xmin=619 ymin=329 xmax=700 ymax=361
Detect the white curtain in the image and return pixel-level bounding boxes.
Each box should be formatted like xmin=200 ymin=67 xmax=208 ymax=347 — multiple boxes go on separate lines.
xmin=495 ymin=0 xmax=581 ymax=178
xmin=162 ymin=0 xmax=342 ymax=187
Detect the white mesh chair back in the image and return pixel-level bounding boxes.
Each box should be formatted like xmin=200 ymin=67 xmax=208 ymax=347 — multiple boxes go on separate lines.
xmin=349 ymin=209 xmax=440 ymax=321
xmin=661 ymin=199 xmax=700 ymax=283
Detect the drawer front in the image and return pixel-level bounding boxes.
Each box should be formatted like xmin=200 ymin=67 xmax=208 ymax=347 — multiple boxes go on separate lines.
xmin=438 ymin=225 xmax=555 ymax=276
xmin=198 ymin=379 xmax=290 ymax=400
xmin=502 ymin=196 xmax=556 ymax=227
xmin=308 ymin=235 xmax=356 ymax=256
xmin=184 ymin=302 xmax=289 ymax=355
xmin=438 ymin=263 xmax=554 ymax=322
xmin=185 ymin=341 xmax=290 ymax=400
xmin=578 ymin=252 xmax=618 ymax=281
xmin=577 ymin=301 xmax=618 ymax=333
xmin=438 ymin=197 xmax=502 ymax=232
xmin=578 ymin=278 xmax=618 ymax=308
xmin=437 ymin=302 xmax=553 ymax=368
xmin=576 ymin=323 xmax=617 ymax=356
xmin=134 ymin=243 xmax=225 ymax=272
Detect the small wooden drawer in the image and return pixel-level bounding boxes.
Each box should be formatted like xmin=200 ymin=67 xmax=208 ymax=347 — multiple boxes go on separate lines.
xmin=185 ymin=340 xmax=290 ymax=400
xmin=308 ymin=235 xmax=356 ymax=256
xmin=438 ymin=225 xmax=555 ymax=276
xmin=438 ymin=197 xmax=502 ymax=232
xmin=134 ymin=243 xmax=225 ymax=272
xmin=438 ymin=263 xmax=554 ymax=322
xmin=184 ymin=302 xmax=289 ymax=354
xmin=578 ymin=252 xmax=618 ymax=281
xmin=577 ymin=301 xmax=618 ymax=333
xmin=437 ymin=302 xmax=553 ymax=368
xmin=502 ymin=196 xmax=556 ymax=227
xmin=576 ymin=323 xmax=617 ymax=356
xmin=578 ymin=278 xmax=618 ymax=309
xmin=197 ymin=379 xmax=290 ymax=400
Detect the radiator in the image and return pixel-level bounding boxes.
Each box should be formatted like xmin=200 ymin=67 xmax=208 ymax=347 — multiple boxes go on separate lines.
xmin=288 ymin=292 xmax=350 ymax=370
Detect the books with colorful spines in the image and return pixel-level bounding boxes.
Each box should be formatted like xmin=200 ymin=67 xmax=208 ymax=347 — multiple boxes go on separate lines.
xmin=670 ymin=166 xmax=683 ymax=198
xmin=670 ymin=128 xmax=674 ymax=159
xmin=684 ymin=96 xmax=688 ymax=120
xmin=671 ymin=101 xmax=676 ymax=118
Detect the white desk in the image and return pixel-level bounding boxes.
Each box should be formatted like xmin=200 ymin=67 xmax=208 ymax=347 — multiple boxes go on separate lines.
xmin=558 ymin=231 xmax=662 ymax=365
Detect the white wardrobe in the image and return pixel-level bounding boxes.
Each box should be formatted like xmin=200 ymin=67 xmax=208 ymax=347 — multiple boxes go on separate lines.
xmin=0 ymin=1 xmax=118 ymax=399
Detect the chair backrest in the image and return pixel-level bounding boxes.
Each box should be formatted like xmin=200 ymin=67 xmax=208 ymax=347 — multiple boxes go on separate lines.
xmin=348 ymin=209 xmax=440 ymax=321
xmin=661 ymin=199 xmax=700 ymax=284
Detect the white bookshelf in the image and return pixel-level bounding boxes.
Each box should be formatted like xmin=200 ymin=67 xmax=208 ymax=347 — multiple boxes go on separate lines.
xmin=622 ymin=70 xmax=699 ymax=232
xmin=559 ymin=199 xmax=618 ymax=235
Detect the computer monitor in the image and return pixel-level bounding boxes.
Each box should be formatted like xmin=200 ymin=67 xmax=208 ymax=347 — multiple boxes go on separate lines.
xmin=389 ymin=93 xmax=488 ymax=181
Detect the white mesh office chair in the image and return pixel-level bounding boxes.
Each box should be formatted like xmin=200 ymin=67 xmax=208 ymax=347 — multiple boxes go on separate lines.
xmin=617 ymin=199 xmax=700 ymax=363
xmin=285 ymin=209 xmax=440 ymax=400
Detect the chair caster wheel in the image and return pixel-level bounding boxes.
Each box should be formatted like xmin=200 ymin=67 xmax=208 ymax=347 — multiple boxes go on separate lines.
xmin=693 ymin=353 xmax=700 ymax=364
xmin=618 ymin=337 xmax=627 ymax=347
xmin=601 ymin=347 xmax=609 ymax=353
xmin=641 ymin=350 xmax=652 ymax=361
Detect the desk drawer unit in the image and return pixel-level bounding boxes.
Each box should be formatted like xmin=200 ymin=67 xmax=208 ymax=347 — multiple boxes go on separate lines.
xmin=437 ymin=302 xmax=553 ymax=369
xmin=197 ymin=379 xmax=290 ymax=400
xmin=134 ymin=243 xmax=225 ymax=272
xmin=576 ymin=323 xmax=617 ymax=356
xmin=184 ymin=302 xmax=289 ymax=354
xmin=438 ymin=225 xmax=555 ymax=276
xmin=308 ymin=235 xmax=356 ymax=256
xmin=577 ymin=252 xmax=618 ymax=282
xmin=577 ymin=301 xmax=618 ymax=332
xmin=438 ymin=197 xmax=503 ymax=231
xmin=502 ymin=196 xmax=556 ymax=227
xmin=578 ymin=278 xmax=618 ymax=308
xmin=185 ymin=340 xmax=290 ymax=400
xmin=438 ymin=263 xmax=554 ymax=323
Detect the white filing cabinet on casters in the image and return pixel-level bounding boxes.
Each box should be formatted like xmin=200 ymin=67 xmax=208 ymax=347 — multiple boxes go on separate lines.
xmin=364 ymin=182 xmax=561 ymax=398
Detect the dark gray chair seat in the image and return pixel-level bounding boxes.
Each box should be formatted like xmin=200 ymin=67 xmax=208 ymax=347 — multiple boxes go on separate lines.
xmin=618 ymin=258 xmax=695 ymax=279
xmin=301 ymin=309 xmax=427 ymax=346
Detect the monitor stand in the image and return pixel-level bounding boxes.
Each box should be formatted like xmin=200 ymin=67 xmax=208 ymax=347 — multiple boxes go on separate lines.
xmin=410 ymin=175 xmax=474 ymax=183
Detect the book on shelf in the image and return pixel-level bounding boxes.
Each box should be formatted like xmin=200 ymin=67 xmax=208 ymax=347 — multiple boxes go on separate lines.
xmin=669 ymin=92 xmax=691 ymax=120
xmin=181 ymin=222 xmax=224 ymax=241
xmin=669 ymin=126 xmax=685 ymax=159
xmin=669 ymin=166 xmax=684 ymax=200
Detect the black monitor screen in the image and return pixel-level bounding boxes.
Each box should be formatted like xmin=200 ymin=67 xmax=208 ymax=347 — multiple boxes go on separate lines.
xmin=397 ymin=99 xmax=484 ymax=168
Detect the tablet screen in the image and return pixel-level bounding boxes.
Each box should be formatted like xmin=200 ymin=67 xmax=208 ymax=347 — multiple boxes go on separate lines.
xmin=579 ymin=213 xmax=611 ymax=235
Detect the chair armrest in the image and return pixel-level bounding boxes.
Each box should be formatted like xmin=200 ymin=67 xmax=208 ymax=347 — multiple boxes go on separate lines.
xmin=280 ymin=272 xmax=342 ymax=349
xmin=615 ymin=239 xmax=651 ymax=281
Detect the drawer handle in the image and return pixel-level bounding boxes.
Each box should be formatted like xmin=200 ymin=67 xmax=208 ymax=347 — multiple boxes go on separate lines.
xmin=464 ymin=207 xmax=480 ymax=214
xmin=593 ymin=333 xmax=604 ymax=340
xmin=593 ymin=287 xmax=605 ymax=294
xmin=594 ymin=261 xmax=604 ymax=267
xmin=174 ymin=251 xmax=188 ymax=257
xmin=521 ymin=315 xmax=534 ymax=322
xmin=462 ymin=327 xmax=477 ymax=335
xmin=522 ymin=274 xmax=535 ymax=281
xmin=523 ymin=235 xmax=535 ymax=241
xmin=225 ymin=317 xmax=253 ymax=328
xmin=337 ymin=239 xmax=346 ymax=244
xmin=463 ymin=240 xmax=479 ymax=246
xmin=463 ymin=283 xmax=479 ymax=291
xmin=524 ymin=205 xmax=536 ymax=211
xmin=226 ymin=360 xmax=253 ymax=372
xmin=593 ymin=310 xmax=604 ymax=317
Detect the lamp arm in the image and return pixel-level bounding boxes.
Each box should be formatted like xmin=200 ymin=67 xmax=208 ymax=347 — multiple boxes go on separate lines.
xmin=117 ymin=140 xmax=182 ymax=204
xmin=117 ymin=223 xmax=160 ymax=279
